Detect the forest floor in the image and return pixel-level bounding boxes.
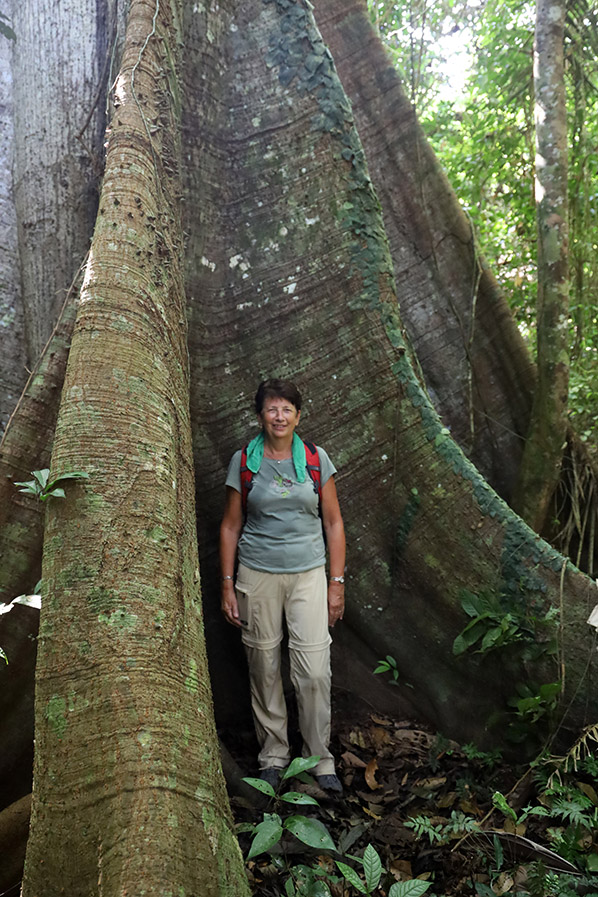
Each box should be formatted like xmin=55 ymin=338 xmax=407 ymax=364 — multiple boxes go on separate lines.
xmin=225 ymin=693 xmax=598 ymax=897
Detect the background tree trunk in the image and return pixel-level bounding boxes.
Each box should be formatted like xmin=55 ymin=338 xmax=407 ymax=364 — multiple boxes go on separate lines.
xmin=11 ymin=0 xmax=123 ymax=363
xmin=21 ymin=1 xmax=248 ymax=893
xmin=513 ymin=0 xmax=570 ymax=532
xmin=0 ymin=3 xmax=26 ymax=431
xmin=0 ymin=292 xmax=77 ymax=605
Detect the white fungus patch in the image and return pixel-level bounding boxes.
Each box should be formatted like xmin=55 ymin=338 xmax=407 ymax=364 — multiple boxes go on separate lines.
xmin=283 ymin=282 xmax=297 ymax=295
xmin=305 ymin=216 xmax=319 ymax=226
xmin=201 ymin=256 xmax=216 ymax=271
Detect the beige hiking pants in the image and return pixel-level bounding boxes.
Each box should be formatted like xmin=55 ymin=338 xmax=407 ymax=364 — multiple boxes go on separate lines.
xmin=235 ymin=563 xmax=334 ymax=775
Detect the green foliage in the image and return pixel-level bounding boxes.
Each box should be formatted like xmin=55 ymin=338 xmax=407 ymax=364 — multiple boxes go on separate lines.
xmin=14 ymin=469 xmax=89 ymax=502
xmin=0 ymin=647 xmax=7 ymax=664
xmin=371 ymin=0 xmax=598 ymax=449
xmin=461 ymin=742 xmax=502 ymax=768
xmin=241 ymin=757 xmax=432 ymax=896
xmin=404 ymin=809 xmax=479 ymax=845
xmin=373 ymin=654 xmax=399 ymax=683
xmin=0 ymin=10 xmax=16 ymax=41
xmin=508 ymin=680 xmax=561 ymax=728
xmin=453 ymin=590 xmax=558 ymax=659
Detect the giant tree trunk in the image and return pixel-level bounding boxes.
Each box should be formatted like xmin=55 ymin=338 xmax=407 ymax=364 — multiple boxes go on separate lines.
xmin=317 ymin=0 xmax=535 ymax=500
xmin=182 ymin=0 xmax=597 ymax=745
xmin=319 ymin=0 xmax=597 ymax=570
xmin=513 ymin=0 xmax=570 ymax=532
xmin=21 ymin=0 xmax=248 ymax=893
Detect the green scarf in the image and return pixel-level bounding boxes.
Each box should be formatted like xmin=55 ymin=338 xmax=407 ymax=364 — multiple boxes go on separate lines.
xmin=245 ymin=431 xmax=307 ymax=482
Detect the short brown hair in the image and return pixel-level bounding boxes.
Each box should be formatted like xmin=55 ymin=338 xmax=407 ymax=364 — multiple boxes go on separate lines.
xmin=255 ymin=379 xmax=302 ymax=414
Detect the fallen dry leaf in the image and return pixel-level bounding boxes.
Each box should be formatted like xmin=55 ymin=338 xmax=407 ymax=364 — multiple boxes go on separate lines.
xmin=389 ymin=859 xmax=413 ymax=881
xmin=363 ymin=806 xmax=382 ymax=820
xmin=371 ymin=714 xmax=393 ymax=726
xmin=341 ymin=750 xmax=367 ymax=769
xmin=414 ymin=776 xmax=446 ymax=790
xmin=365 ymin=758 xmax=381 ymax=790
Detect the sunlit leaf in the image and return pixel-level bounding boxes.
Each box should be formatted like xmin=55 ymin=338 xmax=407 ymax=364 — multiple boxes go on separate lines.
xmin=282 ymin=756 xmax=320 ymax=780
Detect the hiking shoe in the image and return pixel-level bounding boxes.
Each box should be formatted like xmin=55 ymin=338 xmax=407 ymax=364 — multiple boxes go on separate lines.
xmin=260 ymin=767 xmax=282 ymax=788
xmin=316 ymin=774 xmax=343 ymax=794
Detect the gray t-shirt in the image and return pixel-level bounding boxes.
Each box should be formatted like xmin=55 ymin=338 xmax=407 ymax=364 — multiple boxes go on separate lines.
xmin=226 ymin=446 xmax=336 ymax=573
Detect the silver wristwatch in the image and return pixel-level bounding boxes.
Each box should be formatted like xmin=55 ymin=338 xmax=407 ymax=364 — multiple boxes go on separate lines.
xmin=329 ymin=576 xmax=345 ymax=584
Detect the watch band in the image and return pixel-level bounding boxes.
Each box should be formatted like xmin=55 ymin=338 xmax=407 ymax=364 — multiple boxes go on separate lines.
xmin=329 ymin=576 xmax=345 ymax=584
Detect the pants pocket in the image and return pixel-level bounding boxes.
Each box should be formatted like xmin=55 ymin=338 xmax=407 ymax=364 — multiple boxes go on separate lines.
xmin=235 ymin=583 xmax=251 ymax=630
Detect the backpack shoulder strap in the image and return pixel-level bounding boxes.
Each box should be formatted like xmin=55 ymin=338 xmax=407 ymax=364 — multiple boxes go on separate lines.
xmin=240 ymin=444 xmax=253 ymax=516
xmin=303 ymin=440 xmax=322 ymax=501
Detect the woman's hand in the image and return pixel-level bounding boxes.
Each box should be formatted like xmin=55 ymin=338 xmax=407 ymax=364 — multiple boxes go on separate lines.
xmin=221 ymin=580 xmax=242 ymax=627
xmin=327 ymin=580 xmax=344 ymax=627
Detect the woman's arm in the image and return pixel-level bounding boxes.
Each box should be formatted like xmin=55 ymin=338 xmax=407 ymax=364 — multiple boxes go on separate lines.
xmin=220 ymin=486 xmax=243 ymax=627
xmin=321 ymin=476 xmax=346 ymax=627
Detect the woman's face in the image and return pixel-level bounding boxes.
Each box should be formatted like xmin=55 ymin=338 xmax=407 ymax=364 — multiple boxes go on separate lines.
xmin=258 ymin=396 xmax=301 ymax=441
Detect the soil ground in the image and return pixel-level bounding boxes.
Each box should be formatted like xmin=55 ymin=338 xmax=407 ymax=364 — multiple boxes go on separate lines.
xmin=223 ymin=689 xmax=598 ymax=897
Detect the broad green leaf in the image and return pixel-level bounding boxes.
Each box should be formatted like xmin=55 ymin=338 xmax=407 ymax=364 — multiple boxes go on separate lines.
xmin=242 ymin=776 xmax=276 ymax=797
xmin=15 ymin=480 xmax=38 ymax=494
xmin=335 ymin=862 xmax=366 ymax=894
xmin=284 ymin=815 xmax=336 ymax=851
xmin=235 ymin=822 xmax=255 ymax=833
xmin=46 ymin=487 xmax=66 ymax=500
xmin=282 ymin=756 xmax=320 ymax=780
xmin=0 ymin=19 xmax=16 ymax=41
xmin=373 ymin=663 xmax=389 ymax=674
xmin=388 ymin=881 xmax=431 ymax=897
xmin=586 ymin=853 xmax=598 ymax=872
xmin=492 ymin=791 xmax=517 ymax=822
xmin=32 ymin=469 xmax=50 ymax=489
xmin=493 ymin=833 xmax=503 ymax=870
xmin=280 ymin=791 xmax=319 ymax=805
xmin=363 ymin=844 xmax=382 ymax=892
xmin=284 ymin=878 xmax=296 ymax=897
xmin=47 ymin=471 xmax=90 ymax=491
xmin=480 ymin=625 xmax=503 ymax=652
xmin=247 ymin=816 xmax=283 ymax=859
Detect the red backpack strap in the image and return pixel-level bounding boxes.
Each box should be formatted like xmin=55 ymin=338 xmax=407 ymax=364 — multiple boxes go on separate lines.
xmin=303 ymin=440 xmax=322 ymax=502
xmin=240 ymin=444 xmax=253 ymax=516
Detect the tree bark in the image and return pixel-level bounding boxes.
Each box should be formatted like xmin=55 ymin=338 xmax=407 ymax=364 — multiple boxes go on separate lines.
xmin=11 ymin=0 xmax=122 ymax=362
xmin=22 ymin=0 xmax=248 ymax=893
xmin=512 ymin=0 xmax=570 ymax=532
xmin=0 ymin=4 xmax=27 ymax=431
xmin=317 ymin=0 xmax=535 ymax=500
xmin=0 ymin=289 xmax=77 ymax=605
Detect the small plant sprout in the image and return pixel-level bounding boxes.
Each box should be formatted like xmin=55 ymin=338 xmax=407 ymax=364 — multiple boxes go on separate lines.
xmin=15 ymin=469 xmax=89 ymax=502
xmin=373 ymin=655 xmax=399 ymax=683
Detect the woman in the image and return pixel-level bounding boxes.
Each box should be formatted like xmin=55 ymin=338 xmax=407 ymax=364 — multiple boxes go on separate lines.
xmin=220 ymin=379 xmax=345 ymax=793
